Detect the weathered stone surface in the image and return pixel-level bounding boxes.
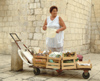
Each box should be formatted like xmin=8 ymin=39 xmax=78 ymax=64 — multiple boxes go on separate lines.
xmin=11 ymin=42 xmax=23 ymax=71
xmin=1 ymin=53 xmax=100 ymax=81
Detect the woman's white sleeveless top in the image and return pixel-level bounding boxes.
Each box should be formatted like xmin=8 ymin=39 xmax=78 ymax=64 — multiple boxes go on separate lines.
xmin=46 ymin=15 xmax=64 ymax=48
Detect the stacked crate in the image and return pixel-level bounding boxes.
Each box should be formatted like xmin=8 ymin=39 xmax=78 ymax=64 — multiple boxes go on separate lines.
xmin=33 ymin=50 xmax=52 ymax=68
xmin=33 ymin=54 xmax=47 ymax=68
xmin=46 ymin=55 xmax=61 ymax=69
xmin=76 ymin=60 xmax=92 ymax=69
xmin=61 ymin=52 xmax=77 ymax=70
xmin=33 ymin=50 xmax=48 ymax=68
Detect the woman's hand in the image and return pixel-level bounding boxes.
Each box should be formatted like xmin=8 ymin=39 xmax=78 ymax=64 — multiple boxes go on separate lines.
xmin=56 ymin=29 xmax=60 ymax=33
xmin=43 ymin=25 xmax=47 ymax=30
xmin=43 ymin=18 xmax=47 ymax=31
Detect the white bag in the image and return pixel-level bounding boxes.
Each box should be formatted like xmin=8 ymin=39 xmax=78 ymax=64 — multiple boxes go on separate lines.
xmin=46 ymin=27 xmax=57 ymax=38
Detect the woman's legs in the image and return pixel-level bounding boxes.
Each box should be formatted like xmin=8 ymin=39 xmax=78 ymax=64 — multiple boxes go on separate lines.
xmin=47 ymin=47 xmax=56 ymax=52
xmin=47 ymin=47 xmax=63 ymax=52
xmin=55 ymin=47 xmax=63 ymax=52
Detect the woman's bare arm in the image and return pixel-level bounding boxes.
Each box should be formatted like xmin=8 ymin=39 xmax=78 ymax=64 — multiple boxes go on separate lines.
xmin=43 ymin=18 xmax=47 ymax=30
xmin=56 ymin=16 xmax=66 ymax=33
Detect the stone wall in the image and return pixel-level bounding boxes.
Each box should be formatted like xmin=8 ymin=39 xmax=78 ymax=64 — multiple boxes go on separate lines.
xmin=91 ymin=0 xmax=100 ymax=53
xmin=0 ymin=0 xmax=91 ymax=55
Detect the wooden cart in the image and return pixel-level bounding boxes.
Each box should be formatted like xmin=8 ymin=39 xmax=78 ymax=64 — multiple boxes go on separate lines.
xmin=10 ymin=33 xmax=92 ymax=79
xmin=32 ymin=52 xmax=92 ymax=79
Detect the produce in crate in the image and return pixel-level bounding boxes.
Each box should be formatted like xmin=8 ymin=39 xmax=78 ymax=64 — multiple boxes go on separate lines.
xmin=63 ymin=52 xmax=75 ymax=57
xmin=33 ymin=49 xmax=52 ymax=68
xmin=49 ymin=52 xmax=62 ymax=58
xmin=48 ymin=52 xmax=62 ymax=63
xmin=76 ymin=60 xmax=92 ymax=69
xmin=61 ymin=52 xmax=77 ymax=69
xmin=48 ymin=51 xmax=79 ymax=63
xmin=63 ymin=52 xmax=79 ymax=63
xmin=46 ymin=53 xmax=61 ymax=69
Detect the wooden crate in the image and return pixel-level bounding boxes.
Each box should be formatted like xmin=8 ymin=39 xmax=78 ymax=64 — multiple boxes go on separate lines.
xmin=33 ymin=54 xmax=47 ymax=68
xmin=76 ymin=60 xmax=92 ymax=69
xmin=34 ymin=55 xmax=47 ymax=59
xmin=46 ymin=55 xmax=61 ymax=69
xmin=33 ymin=49 xmax=52 ymax=68
xmin=61 ymin=52 xmax=77 ymax=70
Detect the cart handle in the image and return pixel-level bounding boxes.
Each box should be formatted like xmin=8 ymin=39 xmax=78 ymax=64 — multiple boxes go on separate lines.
xmin=9 ymin=33 xmax=21 ymax=42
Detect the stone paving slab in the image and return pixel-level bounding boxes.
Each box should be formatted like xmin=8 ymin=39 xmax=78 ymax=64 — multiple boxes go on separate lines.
xmin=0 ymin=53 xmax=100 ymax=81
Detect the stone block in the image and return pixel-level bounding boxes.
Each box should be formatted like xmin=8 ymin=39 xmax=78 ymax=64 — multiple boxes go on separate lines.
xmin=28 ymin=33 xmax=33 ymax=39
xmin=34 ymin=33 xmax=42 ymax=40
xmin=31 ymin=40 xmax=38 ymax=46
xmin=35 ymin=8 xmax=42 ymax=14
xmin=29 ymin=3 xmax=36 ymax=9
xmin=28 ymin=16 xmax=35 ymax=21
xmin=35 ymin=0 xmax=40 ymax=2
xmin=11 ymin=42 xmax=23 ymax=71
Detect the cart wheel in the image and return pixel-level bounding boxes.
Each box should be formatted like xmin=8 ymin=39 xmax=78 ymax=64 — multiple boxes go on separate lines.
xmin=56 ymin=69 xmax=62 ymax=73
xmin=33 ymin=68 xmax=40 ymax=75
xmin=82 ymin=72 xmax=90 ymax=79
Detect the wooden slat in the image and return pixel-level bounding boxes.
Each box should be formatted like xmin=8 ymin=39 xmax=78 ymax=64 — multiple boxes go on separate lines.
xmin=34 ymin=59 xmax=46 ymax=63
xmin=46 ymin=66 xmax=60 ymax=69
xmin=62 ymin=63 xmax=75 ymax=66
xmin=47 ymin=57 xmax=61 ymax=60
xmin=77 ymin=60 xmax=90 ymax=64
xmin=62 ymin=66 xmax=76 ymax=70
xmin=63 ymin=56 xmax=77 ymax=60
xmin=34 ymin=56 xmax=47 ymax=59
xmin=34 ymin=61 xmax=46 ymax=63
xmin=47 ymin=62 xmax=60 ymax=66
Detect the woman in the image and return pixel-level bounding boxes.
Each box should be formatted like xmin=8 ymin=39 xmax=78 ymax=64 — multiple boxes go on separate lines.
xmin=43 ymin=6 xmax=66 ymax=52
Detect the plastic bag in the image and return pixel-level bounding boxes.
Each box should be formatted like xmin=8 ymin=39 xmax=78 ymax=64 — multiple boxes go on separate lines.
xmin=49 ymin=52 xmax=62 ymax=58
xmin=46 ymin=27 xmax=57 ymax=38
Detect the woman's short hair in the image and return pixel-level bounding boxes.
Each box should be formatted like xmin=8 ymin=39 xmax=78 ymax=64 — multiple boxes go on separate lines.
xmin=49 ymin=6 xmax=58 ymax=13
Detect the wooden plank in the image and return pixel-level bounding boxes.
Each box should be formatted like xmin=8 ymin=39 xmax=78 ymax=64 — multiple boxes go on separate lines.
xmin=34 ymin=61 xmax=46 ymax=63
xmin=46 ymin=66 xmax=60 ymax=69
xmin=62 ymin=66 xmax=76 ymax=70
xmin=63 ymin=56 xmax=77 ymax=60
xmin=34 ymin=62 xmax=46 ymax=64
xmin=62 ymin=63 xmax=75 ymax=66
xmin=33 ymin=58 xmax=35 ymax=64
xmin=34 ymin=56 xmax=47 ymax=59
xmin=47 ymin=63 xmax=60 ymax=67
xmin=53 ymin=60 xmax=59 ymax=63
xmin=47 ymin=62 xmax=60 ymax=66
xmin=34 ymin=58 xmax=46 ymax=62
xmin=47 ymin=57 xmax=61 ymax=60
xmin=77 ymin=60 xmax=90 ymax=64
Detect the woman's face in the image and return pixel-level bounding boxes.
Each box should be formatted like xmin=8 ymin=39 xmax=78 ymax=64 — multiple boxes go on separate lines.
xmin=51 ymin=9 xmax=57 ymax=16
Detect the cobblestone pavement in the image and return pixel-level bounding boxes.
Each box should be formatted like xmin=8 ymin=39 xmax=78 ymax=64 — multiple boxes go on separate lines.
xmin=0 ymin=53 xmax=100 ymax=81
